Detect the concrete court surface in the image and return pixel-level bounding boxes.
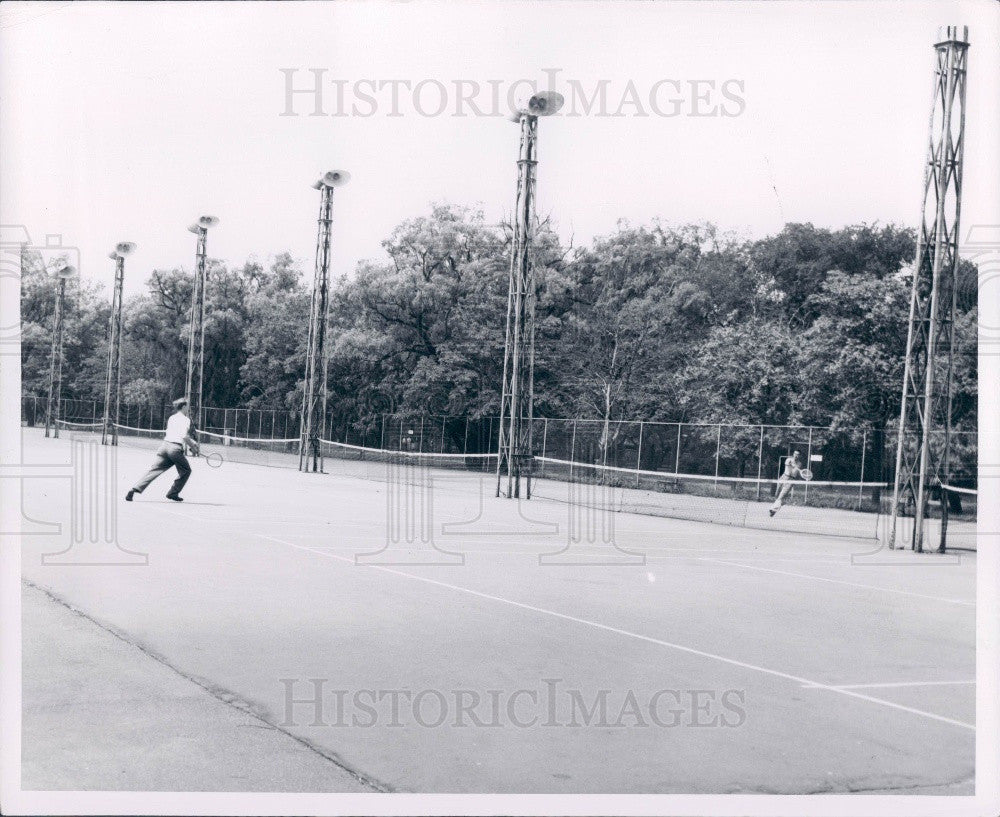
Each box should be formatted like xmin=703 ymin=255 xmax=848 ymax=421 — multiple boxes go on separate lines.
xmin=18 ymin=427 xmax=975 ymax=793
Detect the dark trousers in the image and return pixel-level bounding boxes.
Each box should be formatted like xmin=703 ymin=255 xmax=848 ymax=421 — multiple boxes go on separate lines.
xmin=133 ymin=442 xmax=191 ymax=496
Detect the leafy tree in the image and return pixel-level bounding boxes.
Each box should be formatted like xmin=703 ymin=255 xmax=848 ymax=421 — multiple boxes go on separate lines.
xmin=19 ymin=249 xmax=109 ymax=418
xmin=553 ymin=223 xmax=708 ymax=457
xmin=239 ymin=253 xmax=310 ymax=409
xmin=120 ymin=268 xmax=193 ymax=410
xmin=327 ymin=204 xmax=514 ymax=440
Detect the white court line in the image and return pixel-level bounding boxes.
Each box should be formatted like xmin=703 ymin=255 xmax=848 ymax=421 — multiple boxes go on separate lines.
xmin=256 ymin=534 xmax=975 ymax=732
xmin=290 ymin=546 xmax=847 ymax=565
xmin=143 ymin=507 xmax=855 ymax=560
xmin=698 ymin=557 xmax=975 ymax=607
xmin=144 ymin=505 xmax=360 ymax=527
xmin=801 ymin=680 xmax=975 ymax=690
xmin=646 ymin=554 xmax=848 ymax=565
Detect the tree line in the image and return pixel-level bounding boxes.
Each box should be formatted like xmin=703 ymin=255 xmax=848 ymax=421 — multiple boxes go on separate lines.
xmin=20 ymin=204 xmax=978 ymax=470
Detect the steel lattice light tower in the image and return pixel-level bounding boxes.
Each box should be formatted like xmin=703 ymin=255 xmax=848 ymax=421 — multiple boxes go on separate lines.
xmin=299 ymin=170 xmax=350 ymax=473
xmin=102 ymin=242 xmax=136 ymax=445
xmin=496 ymin=91 xmax=563 ymax=499
xmin=185 ymin=216 xmax=218 ymax=443
xmin=44 ymin=260 xmax=78 ymax=438
xmin=889 ymin=26 xmax=969 ymax=553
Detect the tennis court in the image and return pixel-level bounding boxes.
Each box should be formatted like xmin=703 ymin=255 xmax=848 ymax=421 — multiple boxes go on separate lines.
xmin=20 ymin=426 xmax=976 ymax=793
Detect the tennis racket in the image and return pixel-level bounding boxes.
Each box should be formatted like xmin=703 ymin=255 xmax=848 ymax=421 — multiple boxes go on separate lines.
xmin=799 ymin=468 xmax=813 ymax=481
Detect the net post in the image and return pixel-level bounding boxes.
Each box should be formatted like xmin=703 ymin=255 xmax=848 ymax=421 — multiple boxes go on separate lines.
xmin=858 ymin=428 xmax=868 ymax=511
xmin=714 ymin=424 xmax=722 ymax=492
xmin=541 ymin=417 xmax=548 ymax=460
xmin=756 ymin=425 xmax=765 ymax=501
xmin=805 ymin=426 xmax=813 ymax=503
xmin=939 ymin=484 xmax=950 ymax=554
xmin=636 ymin=420 xmax=644 ymax=488
xmin=674 ymin=423 xmax=682 ymax=473
xmin=569 ymin=419 xmax=578 ymax=481
xmin=440 ymin=416 xmax=446 ymax=453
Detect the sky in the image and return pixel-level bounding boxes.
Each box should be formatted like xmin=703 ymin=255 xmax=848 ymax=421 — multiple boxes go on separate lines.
xmin=2 ymin=0 xmax=999 ymax=300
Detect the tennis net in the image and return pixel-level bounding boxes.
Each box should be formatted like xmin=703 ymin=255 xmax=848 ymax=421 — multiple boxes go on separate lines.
xmin=106 ymin=423 xmax=301 ymax=468
xmin=938 ymin=484 xmax=978 ymax=551
xmin=196 ymin=429 xmax=300 ymax=468
xmin=53 ymin=419 xmax=104 ymax=433
xmin=319 ymin=438 xmax=497 ymax=482
xmin=939 ymin=483 xmax=978 ymax=513
xmin=103 ymin=424 xmax=496 ymax=475
xmin=530 ymin=456 xmax=888 ymax=539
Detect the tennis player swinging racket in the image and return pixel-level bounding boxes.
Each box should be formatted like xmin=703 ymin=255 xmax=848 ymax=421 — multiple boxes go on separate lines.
xmin=126 ymin=397 xmax=200 ymax=502
xmin=768 ymin=450 xmax=812 ymax=517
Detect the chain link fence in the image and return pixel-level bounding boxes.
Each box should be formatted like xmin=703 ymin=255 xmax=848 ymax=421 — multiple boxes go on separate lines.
xmin=22 ymin=394 xmax=976 ymax=498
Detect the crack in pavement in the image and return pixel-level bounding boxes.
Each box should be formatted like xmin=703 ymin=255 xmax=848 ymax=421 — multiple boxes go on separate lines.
xmin=22 ymin=579 xmax=393 ymax=793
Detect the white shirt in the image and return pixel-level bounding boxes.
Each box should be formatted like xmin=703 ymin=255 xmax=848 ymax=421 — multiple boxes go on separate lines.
xmin=164 ymin=412 xmax=191 ymax=445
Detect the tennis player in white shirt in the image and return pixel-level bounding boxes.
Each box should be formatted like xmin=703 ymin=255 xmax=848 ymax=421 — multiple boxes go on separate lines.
xmin=126 ymin=397 xmax=200 ymax=502
xmin=769 ymin=450 xmax=805 ymax=517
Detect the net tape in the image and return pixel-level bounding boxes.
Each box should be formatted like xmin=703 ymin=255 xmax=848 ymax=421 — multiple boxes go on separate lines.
xmin=200 ymin=429 xmax=299 ymax=445
xmin=320 ymin=438 xmax=498 ymax=462
xmin=939 ymin=483 xmax=977 ymax=498
xmin=535 ymin=456 xmax=887 ymax=489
